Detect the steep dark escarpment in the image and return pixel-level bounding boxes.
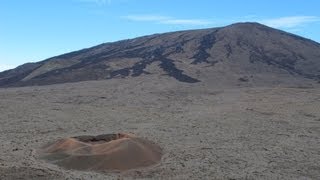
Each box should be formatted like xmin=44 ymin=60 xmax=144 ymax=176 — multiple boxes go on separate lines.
xmin=1 ymin=22 xmax=320 ymax=87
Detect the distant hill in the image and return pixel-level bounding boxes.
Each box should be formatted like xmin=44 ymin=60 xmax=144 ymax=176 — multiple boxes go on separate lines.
xmin=1 ymin=22 xmax=320 ymax=87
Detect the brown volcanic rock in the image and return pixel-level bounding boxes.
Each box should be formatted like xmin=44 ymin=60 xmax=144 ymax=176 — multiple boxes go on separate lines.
xmin=38 ymin=133 xmax=162 ymax=172
xmin=1 ymin=22 xmax=320 ymax=87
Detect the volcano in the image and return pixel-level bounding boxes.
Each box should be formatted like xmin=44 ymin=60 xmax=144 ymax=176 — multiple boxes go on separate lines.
xmin=1 ymin=22 xmax=320 ymax=87
xmin=38 ymin=133 xmax=162 ymax=172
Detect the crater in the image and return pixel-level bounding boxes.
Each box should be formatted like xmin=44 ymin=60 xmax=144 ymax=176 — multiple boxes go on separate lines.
xmin=73 ymin=133 xmax=129 ymax=144
xmin=38 ymin=133 xmax=162 ymax=172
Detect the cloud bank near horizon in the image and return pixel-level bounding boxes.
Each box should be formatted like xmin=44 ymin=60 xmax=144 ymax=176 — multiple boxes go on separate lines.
xmin=123 ymin=14 xmax=320 ymax=30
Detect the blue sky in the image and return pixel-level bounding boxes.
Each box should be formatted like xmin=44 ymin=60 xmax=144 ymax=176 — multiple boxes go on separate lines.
xmin=1 ymin=0 xmax=320 ymax=71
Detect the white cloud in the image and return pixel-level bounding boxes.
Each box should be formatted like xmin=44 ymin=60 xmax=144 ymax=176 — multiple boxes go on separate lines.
xmin=0 ymin=64 xmax=16 ymax=72
xmin=123 ymin=14 xmax=213 ymax=26
xmin=260 ymin=16 xmax=320 ymax=28
xmin=77 ymin=0 xmax=111 ymax=5
xmin=123 ymin=15 xmax=319 ymax=27
xmin=160 ymin=19 xmax=212 ymax=26
xmin=123 ymin=15 xmax=170 ymax=21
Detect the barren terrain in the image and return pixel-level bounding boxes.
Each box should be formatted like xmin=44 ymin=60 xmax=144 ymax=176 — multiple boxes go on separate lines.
xmin=0 ymin=77 xmax=319 ymax=179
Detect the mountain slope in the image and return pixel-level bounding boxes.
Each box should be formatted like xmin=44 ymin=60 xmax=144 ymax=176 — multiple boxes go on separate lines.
xmin=1 ymin=22 xmax=320 ymax=87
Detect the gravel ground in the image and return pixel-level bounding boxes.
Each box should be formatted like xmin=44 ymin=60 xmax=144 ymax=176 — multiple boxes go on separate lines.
xmin=0 ymin=78 xmax=319 ymax=180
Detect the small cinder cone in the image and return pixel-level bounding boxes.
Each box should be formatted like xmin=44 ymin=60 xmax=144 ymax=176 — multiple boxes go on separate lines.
xmin=38 ymin=133 xmax=162 ymax=172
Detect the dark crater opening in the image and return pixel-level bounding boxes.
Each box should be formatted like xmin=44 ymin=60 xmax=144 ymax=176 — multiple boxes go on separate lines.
xmin=73 ymin=133 xmax=127 ymax=144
